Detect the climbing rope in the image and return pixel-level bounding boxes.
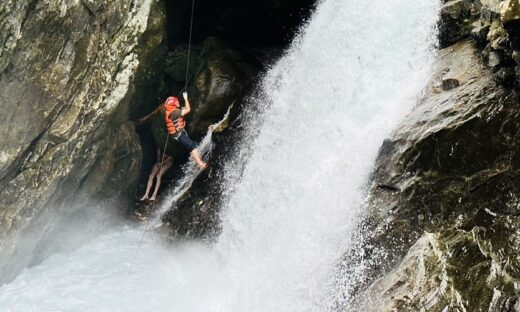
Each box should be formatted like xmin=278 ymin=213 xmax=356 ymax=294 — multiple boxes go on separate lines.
xmin=128 ymin=0 xmax=196 ymax=275
xmin=128 ymin=136 xmax=169 ymax=275
xmin=184 ymin=0 xmax=196 ymax=90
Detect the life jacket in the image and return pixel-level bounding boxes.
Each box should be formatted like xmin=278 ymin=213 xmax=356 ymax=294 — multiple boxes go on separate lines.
xmin=163 ymin=96 xmax=185 ymax=135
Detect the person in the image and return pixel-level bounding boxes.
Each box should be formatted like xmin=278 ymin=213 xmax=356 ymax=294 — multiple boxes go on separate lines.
xmin=138 ymin=92 xmax=207 ymax=171
xmin=139 ymin=148 xmax=173 ymax=202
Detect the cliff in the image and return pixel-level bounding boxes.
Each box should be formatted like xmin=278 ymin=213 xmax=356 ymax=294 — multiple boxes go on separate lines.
xmin=0 ymin=0 xmax=166 ymax=282
xmin=349 ymin=1 xmax=520 ymax=310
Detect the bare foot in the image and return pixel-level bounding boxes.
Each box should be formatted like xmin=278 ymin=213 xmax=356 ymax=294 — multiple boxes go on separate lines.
xmin=139 ymin=195 xmax=149 ymax=202
xmin=149 ymin=197 xmax=156 ymax=202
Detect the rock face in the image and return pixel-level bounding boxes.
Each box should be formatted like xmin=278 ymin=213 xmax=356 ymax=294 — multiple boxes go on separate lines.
xmin=344 ymin=2 xmax=520 ymax=309
xmin=439 ymin=0 xmax=520 ymax=87
xmin=349 ymin=40 xmax=520 ymax=311
xmin=0 ymin=0 xmax=166 ymax=282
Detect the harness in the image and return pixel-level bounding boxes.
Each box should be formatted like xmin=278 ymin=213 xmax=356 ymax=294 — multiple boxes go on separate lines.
xmin=164 ymin=98 xmax=185 ymax=135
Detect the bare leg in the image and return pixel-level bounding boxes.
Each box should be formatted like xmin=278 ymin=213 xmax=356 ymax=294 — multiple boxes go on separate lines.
xmin=190 ymin=149 xmax=207 ymax=170
xmin=139 ymin=163 xmax=160 ymax=201
xmin=149 ymin=157 xmax=173 ymax=201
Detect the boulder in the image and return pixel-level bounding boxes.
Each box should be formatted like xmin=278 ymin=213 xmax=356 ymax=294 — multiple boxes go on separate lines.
xmin=0 ymin=0 xmax=166 ymax=282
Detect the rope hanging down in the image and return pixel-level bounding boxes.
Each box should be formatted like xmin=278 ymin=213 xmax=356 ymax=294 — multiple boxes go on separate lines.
xmin=128 ymin=136 xmax=168 ymax=275
xmin=128 ymin=0 xmax=196 ymax=275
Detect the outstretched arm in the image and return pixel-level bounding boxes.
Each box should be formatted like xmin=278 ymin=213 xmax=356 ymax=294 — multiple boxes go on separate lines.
xmin=181 ymin=92 xmax=191 ymax=116
xmin=138 ymin=105 xmax=161 ymax=125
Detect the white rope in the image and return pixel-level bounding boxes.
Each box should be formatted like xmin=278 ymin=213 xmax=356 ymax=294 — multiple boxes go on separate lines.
xmin=128 ymin=0 xmax=196 ymax=274
xmin=184 ymin=0 xmax=196 ymax=90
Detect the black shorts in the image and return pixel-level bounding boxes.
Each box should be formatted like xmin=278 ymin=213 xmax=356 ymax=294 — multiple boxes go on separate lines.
xmin=173 ymin=129 xmax=197 ymax=152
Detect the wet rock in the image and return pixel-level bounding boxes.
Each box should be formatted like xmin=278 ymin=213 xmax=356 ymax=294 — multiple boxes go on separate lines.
xmin=488 ymin=50 xmax=503 ymax=67
xmin=346 ymin=40 xmax=520 ymax=310
xmin=0 ymin=0 xmax=166 ymax=282
xmin=439 ymin=0 xmax=520 ymax=87
xmin=487 ymin=20 xmax=509 ymax=50
xmin=471 ymin=20 xmax=491 ymax=44
xmin=439 ymin=0 xmax=473 ymax=47
xmin=441 ymin=78 xmax=460 ymax=90
xmin=443 ymin=0 xmax=472 ymax=19
xmin=190 ymin=38 xmax=259 ymax=138
xmin=356 ymin=215 xmax=520 ymax=311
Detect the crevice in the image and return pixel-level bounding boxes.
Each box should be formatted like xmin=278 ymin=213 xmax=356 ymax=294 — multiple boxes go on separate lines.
xmin=133 ymin=0 xmax=318 ymax=202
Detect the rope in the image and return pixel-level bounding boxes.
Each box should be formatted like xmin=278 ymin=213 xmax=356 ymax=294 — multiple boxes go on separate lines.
xmin=128 ymin=0 xmax=196 ymax=274
xmin=128 ymin=136 xmax=169 ymax=275
xmin=184 ymin=0 xmax=196 ymax=90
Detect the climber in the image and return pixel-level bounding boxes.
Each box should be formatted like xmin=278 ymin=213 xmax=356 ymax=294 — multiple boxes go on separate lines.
xmin=139 ymin=148 xmax=173 ymax=202
xmin=138 ymin=92 xmax=207 ymax=171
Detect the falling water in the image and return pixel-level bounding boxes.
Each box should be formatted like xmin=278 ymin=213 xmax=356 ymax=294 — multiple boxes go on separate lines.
xmin=0 ymin=0 xmax=440 ymax=311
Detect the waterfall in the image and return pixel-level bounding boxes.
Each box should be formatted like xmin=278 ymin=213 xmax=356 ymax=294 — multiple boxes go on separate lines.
xmin=0 ymin=0 xmax=440 ymax=311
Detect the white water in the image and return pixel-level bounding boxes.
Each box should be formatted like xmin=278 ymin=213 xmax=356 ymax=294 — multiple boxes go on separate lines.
xmin=0 ymin=0 xmax=440 ymax=311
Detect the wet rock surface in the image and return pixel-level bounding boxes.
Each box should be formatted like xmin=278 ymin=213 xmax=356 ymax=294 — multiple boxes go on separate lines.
xmin=439 ymin=0 xmax=520 ymax=87
xmin=165 ymin=0 xmax=316 ymax=47
xmin=349 ymin=40 xmax=520 ymax=311
xmin=0 ymin=0 xmax=166 ymax=282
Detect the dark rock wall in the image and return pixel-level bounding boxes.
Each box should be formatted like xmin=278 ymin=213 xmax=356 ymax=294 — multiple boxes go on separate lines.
xmin=0 ymin=0 xmax=166 ymax=282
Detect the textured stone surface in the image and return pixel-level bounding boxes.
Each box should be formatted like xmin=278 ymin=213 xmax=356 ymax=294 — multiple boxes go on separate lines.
xmin=500 ymin=0 xmax=520 ymax=24
xmin=439 ymin=0 xmax=520 ymax=87
xmin=0 ymin=0 xmax=165 ymax=282
xmin=348 ymin=40 xmax=520 ymax=311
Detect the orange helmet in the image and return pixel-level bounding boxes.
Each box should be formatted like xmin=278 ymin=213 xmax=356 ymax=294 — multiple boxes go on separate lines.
xmin=164 ymin=96 xmax=179 ymax=108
